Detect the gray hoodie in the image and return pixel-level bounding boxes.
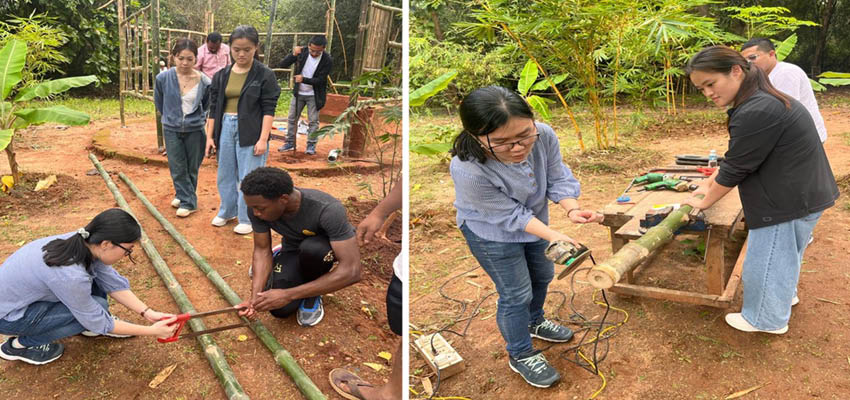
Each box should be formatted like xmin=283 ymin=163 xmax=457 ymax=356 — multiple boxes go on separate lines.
xmin=154 ymin=68 xmax=211 ymax=132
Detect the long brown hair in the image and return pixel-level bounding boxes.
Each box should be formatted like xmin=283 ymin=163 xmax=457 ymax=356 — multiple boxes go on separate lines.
xmin=685 ymin=46 xmax=790 ymax=119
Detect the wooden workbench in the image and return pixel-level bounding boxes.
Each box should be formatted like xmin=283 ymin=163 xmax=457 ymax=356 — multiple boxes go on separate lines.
xmin=601 ymin=183 xmax=746 ymax=308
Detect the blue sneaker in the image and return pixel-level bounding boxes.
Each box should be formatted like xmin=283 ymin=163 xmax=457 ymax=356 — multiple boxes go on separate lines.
xmin=0 ymin=337 xmax=64 ymax=365
xmin=297 ymin=296 xmax=324 ymax=327
xmin=529 ymin=319 xmax=574 ymax=343
xmin=305 ymin=142 xmax=317 ymax=155
xmin=278 ymin=142 xmax=296 ymax=152
xmin=508 ymin=350 xmax=560 ymax=388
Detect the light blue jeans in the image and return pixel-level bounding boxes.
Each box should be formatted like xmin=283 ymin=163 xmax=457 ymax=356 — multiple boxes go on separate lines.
xmin=216 ymin=114 xmax=268 ymax=224
xmin=460 ymin=223 xmax=553 ymax=359
xmin=741 ymin=211 xmax=823 ymax=330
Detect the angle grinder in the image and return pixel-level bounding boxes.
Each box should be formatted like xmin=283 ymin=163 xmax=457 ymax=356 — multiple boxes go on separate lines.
xmin=545 ymin=240 xmax=592 ymax=279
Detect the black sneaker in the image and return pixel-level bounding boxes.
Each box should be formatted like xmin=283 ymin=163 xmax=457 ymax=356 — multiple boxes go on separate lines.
xmin=297 ymin=296 xmax=324 ymax=327
xmin=0 ymin=337 xmax=64 ymax=365
xmin=529 ymin=319 xmax=574 ymax=343
xmin=508 ymin=350 xmax=560 ymax=388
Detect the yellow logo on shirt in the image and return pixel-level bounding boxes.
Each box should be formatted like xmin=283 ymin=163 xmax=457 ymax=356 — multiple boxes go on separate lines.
xmin=302 ymin=229 xmax=316 ymax=236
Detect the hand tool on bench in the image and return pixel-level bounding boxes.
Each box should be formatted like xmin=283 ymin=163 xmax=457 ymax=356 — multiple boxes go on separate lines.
xmin=545 ymin=240 xmax=593 ymax=279
xmin=675 ymin=154 xmax=725 ymax=166
xmin=158 ymin=306 xmax=249 ymax=343
xmin=617 ymin=173 xmax=669 ymax=202
xmin=638 ymin=204 xmax=708 ymax=234
xmin=637 ymin=179 xmax=691 ymax=192
xmin=647 ymin=167 xmax=716 ymax=176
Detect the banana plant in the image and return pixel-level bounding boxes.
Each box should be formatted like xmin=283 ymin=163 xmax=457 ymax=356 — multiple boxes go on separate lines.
xmin=0 ymin=39 xmax=96 ymax=188
xmin=409 ymin=70 xmax=458 ymax=157
xmin=517 ymin=59 xmax=567 ymax=121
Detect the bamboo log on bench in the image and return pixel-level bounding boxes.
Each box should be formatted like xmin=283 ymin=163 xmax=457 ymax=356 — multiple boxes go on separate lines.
xmin=588 ymin=196 xmax=704 ymax=289
xmin=117 ymin=172 xmax=327 ymax=400
xmin=88 ymin=154 xmax=249 ymax=400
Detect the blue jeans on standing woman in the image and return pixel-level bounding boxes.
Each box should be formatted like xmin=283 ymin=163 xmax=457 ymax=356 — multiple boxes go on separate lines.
xmin=741 ymin=211 xmax=823 ymax=331
xmin=460 ymin=223 xmax=553 ymax=359
xmin=216 ymin=113 xmax=268 ymax=224
xmin=0 ymin=283 xmax=109 ymax=347
xmin=164 ymin=129 xmax=206 ymax=210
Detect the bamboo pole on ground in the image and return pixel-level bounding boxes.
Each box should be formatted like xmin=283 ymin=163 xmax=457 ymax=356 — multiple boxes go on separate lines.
xmin=588 ymin=197 xmax=704 ymax=289
xmin=87 ymin=154 xmax=249 ymax=400
xmin=117 ymin=172 xmax=327 ymax=400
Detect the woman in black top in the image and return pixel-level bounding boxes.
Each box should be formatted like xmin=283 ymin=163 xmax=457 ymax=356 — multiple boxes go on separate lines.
xmin=205 ymin=25 xmax=281 ymax=235
xmin=684 ymin=46 xmax=839 ymax=334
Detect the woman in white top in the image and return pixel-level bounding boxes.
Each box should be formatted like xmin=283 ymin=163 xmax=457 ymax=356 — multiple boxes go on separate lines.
xmin=154 ymin=39 xmax=212 ymax=217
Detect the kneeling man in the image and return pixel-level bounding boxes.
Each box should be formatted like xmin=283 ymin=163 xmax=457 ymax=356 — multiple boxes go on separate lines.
xmin=238 ymin=167 xmax=361 ymax=326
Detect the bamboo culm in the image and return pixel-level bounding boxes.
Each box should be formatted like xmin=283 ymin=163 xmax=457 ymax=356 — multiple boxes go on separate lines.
xmin=88 ymin=154 xmax=249 ymax=400
xmin=118 ymin=172 xmax=327 ymax=400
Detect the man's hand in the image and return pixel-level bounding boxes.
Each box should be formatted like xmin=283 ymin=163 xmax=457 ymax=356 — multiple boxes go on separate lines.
xmin=356 ymin=212 xmax=385 ymax=245
xmin=293 ymin=46 xmax=302 ymax=56
xmin=252 ymin=289 xmax=294 ymax=312
xmin=568 ymin=209 xmax=604 ymax=224
xmin=236 ymin=299 xmax=257 ymax=319
xmin=294 ymin=75 xmax=303 ymax=83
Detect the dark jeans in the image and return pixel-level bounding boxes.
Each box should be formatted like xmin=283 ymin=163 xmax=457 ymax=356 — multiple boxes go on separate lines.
xmin=386 ymin=275 xmax=402 ymax=336
xmin=0 ymin=283 xmax=109 ymax=347
xmin=460 ymin=223 xmax=553 ymax=358
xmin=164 ymin=129 xmax=206 ymax=210
xmin=267 ymin=236 xmax=335 ymax=318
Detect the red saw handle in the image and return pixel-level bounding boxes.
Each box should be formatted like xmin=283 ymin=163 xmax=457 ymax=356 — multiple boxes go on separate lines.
xmin=157 ymin=313 xmax=191 ymax=343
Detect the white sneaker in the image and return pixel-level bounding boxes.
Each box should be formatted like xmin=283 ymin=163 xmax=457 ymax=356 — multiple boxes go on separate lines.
xmin=233 ymin=223 xmax=253 ymax=235
xmin=176 ymin=208 xmax=196 ymax=218
xmin=792 ymin=295 xmax=799 ymax=306
xmin=211 ymin=216 xmax=235 ymax=227
xmin=171 ymin=198 xmax=181 ymax=208
xmin=725 ymin=313 xmax=788 ymax=334
xmin=807 ymin=235 xmax=814 ymax=246
xmin=81 ymin=316 xmax=133 ymax=338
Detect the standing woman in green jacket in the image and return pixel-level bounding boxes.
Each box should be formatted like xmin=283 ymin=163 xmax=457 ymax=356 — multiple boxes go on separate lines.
xmin=205 ymin=25 xmax=281 ymax=235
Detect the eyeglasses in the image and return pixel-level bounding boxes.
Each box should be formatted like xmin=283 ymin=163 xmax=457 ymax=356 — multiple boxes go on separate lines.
xmin=483 ymin=133 xmax=540 ymax=153
xmin=114 ymin=243 xmax=137 ymax=264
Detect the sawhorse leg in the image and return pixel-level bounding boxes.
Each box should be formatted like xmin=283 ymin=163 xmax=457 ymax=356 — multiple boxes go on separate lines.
xmin=705 ymin=229 xmax=727 ymax=295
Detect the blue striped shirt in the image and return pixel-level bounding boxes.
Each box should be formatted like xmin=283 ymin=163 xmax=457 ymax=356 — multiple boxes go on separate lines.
xmin=451 ymin=122 xmax=581 ymax=242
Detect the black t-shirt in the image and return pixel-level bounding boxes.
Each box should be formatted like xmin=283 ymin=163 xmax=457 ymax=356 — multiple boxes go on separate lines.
xmin=248 ymin=188 xmax=355 ymax=251
xmin=716 ymin=90 xmax=839 ymax=229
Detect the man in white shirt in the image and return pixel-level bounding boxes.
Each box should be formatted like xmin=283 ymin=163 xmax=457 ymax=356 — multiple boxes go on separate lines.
xmin=741 ymin=38 xmax=827 ymax=143
xmin=277 ymin=35 xmax=334 ymax=155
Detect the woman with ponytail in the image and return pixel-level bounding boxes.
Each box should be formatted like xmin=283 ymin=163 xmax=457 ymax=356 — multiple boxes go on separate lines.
xmin=0 ymin=209 xmax=178 ymax=365
xmin=683 ymin=46 xmax=839 ymax=334
xmin=450 ymin=86 xmax=603 ymax=388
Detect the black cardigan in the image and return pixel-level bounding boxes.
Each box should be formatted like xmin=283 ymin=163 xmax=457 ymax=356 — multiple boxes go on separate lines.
xmin=208 ymin=61 xmax=281 ymax=148
xmin=716 ymin=90 xmax=839 ymax=228
xmin=279 ymin=48 xmax=333 ymax=110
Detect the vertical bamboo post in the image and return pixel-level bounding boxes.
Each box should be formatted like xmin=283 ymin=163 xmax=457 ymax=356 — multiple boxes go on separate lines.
xmin=325 ymin=0 xmax=336 ymax=55
xmin=265 ymin=0 xmax=278 ymax=65
xmin=87 ymin=154 xmax=249 ymax=400
xmin=117 ymin=0 xmax=127 ymax=126
xmin=143 ymin=11 xmax=149 ymax=96
xmin=153 ymin=0 xmax=163 ymax=152
xmin=352 ymin=0 xmax=370 ymax=78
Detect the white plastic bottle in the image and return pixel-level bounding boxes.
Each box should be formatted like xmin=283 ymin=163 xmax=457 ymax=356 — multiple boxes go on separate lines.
xmin=708 ymin=149 xmax=718 ymax=168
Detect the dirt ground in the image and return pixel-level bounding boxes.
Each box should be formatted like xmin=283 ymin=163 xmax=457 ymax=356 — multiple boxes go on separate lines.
xmin=409 ymin=95 xmax=850 ymax=399
xmin=0 ymin=116 xmax=401 ymax=399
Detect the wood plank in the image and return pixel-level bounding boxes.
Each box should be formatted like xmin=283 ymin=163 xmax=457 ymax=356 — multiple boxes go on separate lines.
xmin=609 ymin=283 xmax=731 ymax=308
xmin=718 ymin=236 xmax=747 ymax=303
xmin=705 ymin=229 xmax=726 ymax=295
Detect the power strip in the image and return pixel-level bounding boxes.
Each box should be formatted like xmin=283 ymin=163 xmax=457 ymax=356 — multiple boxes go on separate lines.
xmin=413 ymin=333 xmax=465 ymax=380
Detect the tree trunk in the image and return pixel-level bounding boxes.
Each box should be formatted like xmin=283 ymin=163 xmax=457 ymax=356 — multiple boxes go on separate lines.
xmin=88 ymin=154 xmax=250 ymax=400
xmin=430 ymin=10 xmax=444 ymax=41
xmin=117 ymin=172 xmax=328 ymax=400
xmin=5 ymin=137 xmax=19 ymax=186
xmin=812 ymin=0 xmax=837 ymax=77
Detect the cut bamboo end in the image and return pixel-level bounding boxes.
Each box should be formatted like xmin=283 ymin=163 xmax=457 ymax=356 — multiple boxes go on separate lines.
xmin=588 ymin=264 xmax=619 ymax=289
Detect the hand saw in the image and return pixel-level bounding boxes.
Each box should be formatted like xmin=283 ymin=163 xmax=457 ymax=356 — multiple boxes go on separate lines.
xmin=157 ymin=306 xmax=250 ymax=343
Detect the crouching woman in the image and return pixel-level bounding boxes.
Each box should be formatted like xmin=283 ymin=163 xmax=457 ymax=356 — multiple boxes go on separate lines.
xmin=0 ymin=209 xmax=178 ymax=365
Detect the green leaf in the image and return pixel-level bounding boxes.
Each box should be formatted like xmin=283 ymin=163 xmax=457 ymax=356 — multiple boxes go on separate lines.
xmin=526 ymin=95 xmax=551 ymax=121
xmin=13 ymin=106 xmax=90 ymax=126
xmin=0 ymin=129 xmax=12 ymax=151
xmin=810 ymin=79 xmax=827 ymax=92
xmin=819 ymin=79 xmax=850 ymax=87
xmin=410 ymin=142 xmax=452 ymax=156
xmin=517 ymin=60 xmax=538 ymax=97
xmin=530 ymin=74 xmax=568 ymax=91
xmin=14 ymin=76 xmax=98 ymax=102
xmin=817 ymin=71 xmax=850 ymax=79
xmin=775 ymin=33 xmax=796 ymax=61
xmin=0 ymin=39 xmax=27 ymax=100
xmin=409 ymin=70 xmax=457 ymax=107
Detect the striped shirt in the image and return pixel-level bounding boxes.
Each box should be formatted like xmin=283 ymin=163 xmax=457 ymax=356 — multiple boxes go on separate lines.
xmin=451 ymin=122 xmax=581 ymax=242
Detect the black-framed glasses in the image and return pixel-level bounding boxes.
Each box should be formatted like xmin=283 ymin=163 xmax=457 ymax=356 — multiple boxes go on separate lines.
xmin=114 ymin=243 xmax=137 ymax=264
xmin=484 ymin=133 xmax=540 ymax=153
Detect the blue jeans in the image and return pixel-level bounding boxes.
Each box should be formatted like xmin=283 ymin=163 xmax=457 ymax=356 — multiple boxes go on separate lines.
xmin=0 ymin=283 xmax=109 ymax=347
xmin=460 ymin=223 xmax=553 ymax=358
xmin=216 ymin=114 xmax=268 ymax=224
xmin=164 ymin=129 xmax=205 ymax=210
xmin=286 ymin=95 xmax=319 ymax=146
xmin=741 ymin=211 xmax=823 ymax=330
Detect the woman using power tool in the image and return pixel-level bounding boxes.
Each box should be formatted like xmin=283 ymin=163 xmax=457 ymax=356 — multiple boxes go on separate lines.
xmin=450 ymin=86 xmax=603 ymax=388
xmin=683 ymin=46 xmax=839 ymax=335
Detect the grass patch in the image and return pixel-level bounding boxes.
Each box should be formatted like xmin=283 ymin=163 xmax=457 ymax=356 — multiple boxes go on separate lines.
xmin=565 ymin=146 xmax=663 ymax=176
xmin=27 ymin=96 xmax=153 ymax=120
